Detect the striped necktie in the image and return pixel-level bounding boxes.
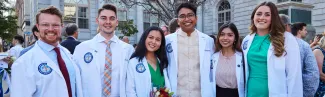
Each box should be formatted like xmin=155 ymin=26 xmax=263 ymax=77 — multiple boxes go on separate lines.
xmin=103 ymin=41 xmax=112 ymax=96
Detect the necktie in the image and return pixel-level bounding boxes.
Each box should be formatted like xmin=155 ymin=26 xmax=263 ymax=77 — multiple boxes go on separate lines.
xmin=54 ymin=47 xmax=72 ymax=97
xmin=103 ymin=41 xmax=112 ymax=96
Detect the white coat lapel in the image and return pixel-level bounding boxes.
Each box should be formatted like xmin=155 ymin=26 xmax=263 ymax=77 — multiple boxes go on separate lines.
xmin=61 ymin=47 xmax=83 ymax=97
xmin=242 ymin=33 xmax=255 ymax=82
xmin=89 ymin=36 xmax=102 ymax=73
xmin=171 ymin=34 xmax=178 ymax=67
xmin=235 ymin=52 xmax=242 ymax=84
xmin=267 ymin=42 xmax=274 ymax=61
xmin=142 ymin=58 xmax=151 ymax=92
xmin=34 ymin=42 xmax=64 ymax=78
xmin=198 ymin=32 xmax=206 ymax=67
xmin=169 ymin=32 xmax=178 ymax=94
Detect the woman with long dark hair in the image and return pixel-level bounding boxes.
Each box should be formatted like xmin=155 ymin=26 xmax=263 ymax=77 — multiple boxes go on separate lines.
xmin=212 ymin=23 xmax=244 ymax=97
xmin=241 ymin=1 xmax=302 ymax=97
xmin=126 ymin=26 xmax=170 ymax=97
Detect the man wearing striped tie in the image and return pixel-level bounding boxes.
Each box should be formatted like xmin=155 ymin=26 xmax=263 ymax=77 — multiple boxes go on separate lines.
xmin=73 ymin=4 xmax=135 ymax=97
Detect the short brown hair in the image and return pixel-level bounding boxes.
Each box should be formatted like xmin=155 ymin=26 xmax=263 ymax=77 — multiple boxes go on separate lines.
xmin=168 ymin=18 xmax=179 ymax=33
xmin=98 ymin=4 xmax=117 ymax=16
xmin=36 ymin=6 xmax=63 ymax=24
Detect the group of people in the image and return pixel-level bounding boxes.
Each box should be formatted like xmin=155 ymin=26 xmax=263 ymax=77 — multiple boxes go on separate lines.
xmin=4 ymin=1 xmax=325 ymax=97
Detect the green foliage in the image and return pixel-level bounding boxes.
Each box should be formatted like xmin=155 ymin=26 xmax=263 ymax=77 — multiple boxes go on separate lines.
xmin=0 ymin=0 xmax=18 ymax=41
xmin=117 ymin=20 xmax=138 ymax=36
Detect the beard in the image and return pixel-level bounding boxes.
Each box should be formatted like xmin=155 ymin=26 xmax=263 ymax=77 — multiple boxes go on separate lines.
xmin=39 ymin=31 xmax=60 ymax=46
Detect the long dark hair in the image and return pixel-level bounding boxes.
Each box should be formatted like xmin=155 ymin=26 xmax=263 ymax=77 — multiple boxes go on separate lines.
xmin=130 ymin=26 xmax=168 ymax=76
xmin=215 ymin=22 xmax=242 ymax=52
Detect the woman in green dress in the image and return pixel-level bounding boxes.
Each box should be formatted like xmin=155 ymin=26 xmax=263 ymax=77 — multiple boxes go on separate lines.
xmin=126 ymin=26 xmax=171 ymax=97
xmin=241 ymin=1 xmax=303 ymax=97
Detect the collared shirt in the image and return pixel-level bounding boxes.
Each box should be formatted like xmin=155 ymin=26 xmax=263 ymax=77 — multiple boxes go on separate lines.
xmin=37 ymin=40 xmax=76 ymax=97
xmin=296 ymin=38 xmax=319 ymax=97
xmin=95 ymin=34 xmax=120 ymax=97
xmin=8 ymin=44 xmax=24 ymax=58
xmin=177 ymin=29 xmax=201 ymax=97
xmin=19 ymin=44 xmax=35 ymax=57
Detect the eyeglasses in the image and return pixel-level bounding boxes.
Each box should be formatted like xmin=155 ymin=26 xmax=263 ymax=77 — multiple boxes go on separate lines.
xmin=178 ymin=13 xmax=196 ymax=20
xmin=39 ymin=23 xmax=62 ymax=30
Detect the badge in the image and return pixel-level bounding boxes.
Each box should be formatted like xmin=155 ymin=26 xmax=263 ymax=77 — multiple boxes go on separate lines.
xmin=243 ymin=40 xmax=248 ymax=50
xmin=38 ymin=63 xmax=52 ymax=75
xmin=136 ymin=63 xmax=146 ymax=73
xmin=84 ymin=52 xmax=93 ymax=63
xmin=209 ymin=60 xmax=213 ymax=82
xmin=166 ymin=43 xmax=173 ymax=53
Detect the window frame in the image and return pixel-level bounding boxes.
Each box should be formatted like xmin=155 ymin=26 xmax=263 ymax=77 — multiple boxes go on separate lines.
xmin=63 ymin=0 xmax=90 ymax=30
xmin=217 ymin=1 xmax=231 ymax=29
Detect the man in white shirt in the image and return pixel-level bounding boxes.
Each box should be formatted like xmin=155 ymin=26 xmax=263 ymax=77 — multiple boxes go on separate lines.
xmin=73 ymin=4 xmax=134 ymax=97
xmin=8 ymin=35 xmax=24 ymax=58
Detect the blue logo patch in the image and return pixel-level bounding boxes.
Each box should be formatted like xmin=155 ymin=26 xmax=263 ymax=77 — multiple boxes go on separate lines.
xmin=38 ymin=63 xmax=52 ymax=75
xmin=243 ymin=40 xmax=248 ymax=50
xmin=166 ymin=43 xmax=173 ymax=53
xmin=136 ymin=63 xmax=146 ymax=73
xmin=84 ymin=52 xmax=93 ymax=63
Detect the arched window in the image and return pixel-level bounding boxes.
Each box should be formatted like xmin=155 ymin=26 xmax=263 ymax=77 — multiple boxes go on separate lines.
xmin=64 ymin=0 xmax=89 ymax=29
xmin=218 ymin=1 xmax=231 ymax=29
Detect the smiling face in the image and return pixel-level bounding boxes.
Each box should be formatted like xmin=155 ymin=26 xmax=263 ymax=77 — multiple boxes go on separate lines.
xmin=177 ymin=8 xmax=197 ymax=33
xmin=145 ymin=30 xmax=162 ymax=53
xmin=36 ymin=13 xmax=62 ymax=46
xmin=219 ymin=28 xmax=235 ymax=48
xmin=253 ymin=6 xmax=272 ymax=31
xmin=96 ymin=9 xmax=118 ymax=35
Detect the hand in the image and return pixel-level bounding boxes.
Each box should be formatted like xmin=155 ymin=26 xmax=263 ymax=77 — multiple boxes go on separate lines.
xmin=2 ymin=56 xmax=13 ymax=68
xmin=313 ymin=36 xmax=321 ymax=44
xmin=2 ymin=56 xmax=11 ymax=63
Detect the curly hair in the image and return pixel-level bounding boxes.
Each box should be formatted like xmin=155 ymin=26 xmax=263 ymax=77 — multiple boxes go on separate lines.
xmin=249 ymin=1 xmax=285 ymax=57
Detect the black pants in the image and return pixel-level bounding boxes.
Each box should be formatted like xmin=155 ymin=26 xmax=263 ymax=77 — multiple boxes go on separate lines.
xmin=216 ymin=85 xmax=239 ymax=97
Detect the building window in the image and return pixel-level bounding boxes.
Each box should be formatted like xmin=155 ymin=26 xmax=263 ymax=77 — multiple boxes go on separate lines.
xmin=64 ymin=0 xmax=89 ymax=29
xmin=291 ymin=9 xmax=311 ymax=24
xmin=143 ymin=11 xmax=159 ymax=30
xmin=118 ymin=9 xmax=127 ymax=25
xmin=279 ymin=9 xmax=289 ymax=15
xmin=218 ymin=1 xmax=231 ymax=29
xmin=279 ymin=8 xmax=311 ymax=25
xmin=278 ymin=0 xmax=302 ymax=3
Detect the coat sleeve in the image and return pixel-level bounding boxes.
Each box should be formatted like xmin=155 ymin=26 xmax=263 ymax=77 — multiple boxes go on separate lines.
xmin=126 ymin=59 xmax=137 ymax=97
xmin=301 ymin=41 xmax=319 ymax=97
xmin=11 ymin=57 xmax=36 ymax=97
xmin=285 ymin=34 xmax=303 ymax=97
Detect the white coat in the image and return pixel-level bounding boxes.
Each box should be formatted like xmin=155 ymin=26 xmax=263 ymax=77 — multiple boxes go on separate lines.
xmin=126 ymin=57 xmax=171 ymax=97
xmin=73 ymin=34 xmax=134 ymax=97
xmin=165 ymin=29 xmax=215 ymax=97
xmin=8 ymin=44 xmax=23 ymax=58
xmin=211 ymin=51 xmax=245 ymax=97
xmin=10 ymin=41 xmax=83 ymax=97
xmin=241 ymin=32 xmax=303 ymax=97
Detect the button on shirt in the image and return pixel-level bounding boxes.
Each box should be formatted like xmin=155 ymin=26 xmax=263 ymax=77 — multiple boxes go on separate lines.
xmin=37 ymin=40 xmax=76 ymax=97
xmin=95 ymin=34 xmax=120 ymax=97
xmin=177 ymin=30 xmax=201 ymax=97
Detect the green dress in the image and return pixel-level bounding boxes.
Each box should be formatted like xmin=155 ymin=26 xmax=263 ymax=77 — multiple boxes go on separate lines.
xmin=148 ymin=61 xmax=165 ymax=88
xmin=247 ymin=34 xmax=270 ymax=97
